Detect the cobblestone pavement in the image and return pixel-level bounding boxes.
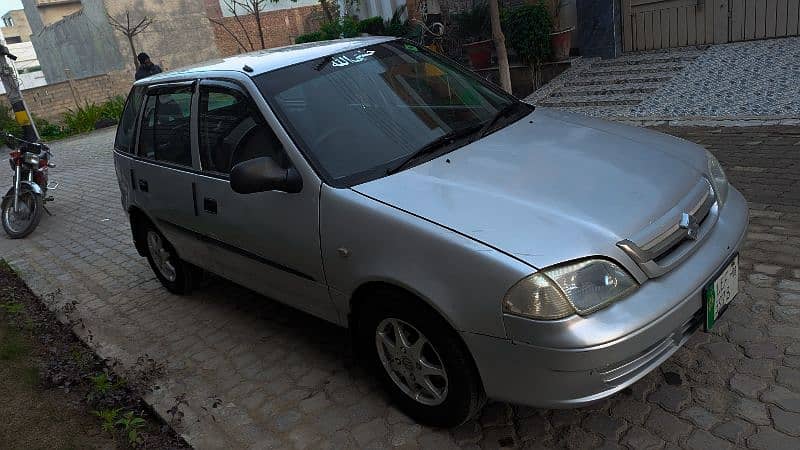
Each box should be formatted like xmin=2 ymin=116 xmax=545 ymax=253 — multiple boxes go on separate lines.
xmin=1 ymin=126 xmax=800 ymax=449
xmin=632 ymin=37 xmax=800 ymax=118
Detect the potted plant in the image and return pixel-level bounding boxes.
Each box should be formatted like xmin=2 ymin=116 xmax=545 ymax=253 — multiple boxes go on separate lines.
xmin=455 ymin=2 xmax=493 ymax=69
xmin=548 ymin=0 xmax=574 ymax=60
xmin=502 ymin=3 xmax=552 ymax=89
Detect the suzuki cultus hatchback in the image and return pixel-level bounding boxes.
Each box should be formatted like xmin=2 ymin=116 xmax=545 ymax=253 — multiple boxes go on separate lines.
xmin=113 ymin=37 xmax=748 ymax=427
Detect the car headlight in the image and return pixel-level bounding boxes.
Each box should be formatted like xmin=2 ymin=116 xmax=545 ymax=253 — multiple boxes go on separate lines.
xmin=706 ymin=150 xmax=728 ymax=206
xmin=503 ymin=259 xmax=639 ymax=320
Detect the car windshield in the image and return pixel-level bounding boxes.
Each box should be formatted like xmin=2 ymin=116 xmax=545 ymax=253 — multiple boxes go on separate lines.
xmin=254 ymin=40 xmax=529 ymax=187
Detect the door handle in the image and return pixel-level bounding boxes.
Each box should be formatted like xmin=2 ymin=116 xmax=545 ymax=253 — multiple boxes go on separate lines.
xmin=203 ymin=197 xmax=217 ymax=214
xmin=138 ymin=179 xmax=149 ymax=192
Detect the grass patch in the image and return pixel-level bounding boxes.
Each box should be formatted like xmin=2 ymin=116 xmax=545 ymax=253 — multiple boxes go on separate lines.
xmin=0 ymin=260 xmax=189 ymax=448
xmin=21 ymin=366 xmax=40 ymax=388
xmin=0 ymin=326 xmax=28 ymax=361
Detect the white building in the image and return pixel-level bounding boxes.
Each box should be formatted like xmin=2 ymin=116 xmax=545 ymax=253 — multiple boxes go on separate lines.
xmin=0 ymin=28 xmax=47 ymax=94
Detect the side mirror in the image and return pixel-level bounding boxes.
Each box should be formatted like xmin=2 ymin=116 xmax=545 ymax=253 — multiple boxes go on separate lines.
xmin=230 ymin=157 xmax=302 ymax=194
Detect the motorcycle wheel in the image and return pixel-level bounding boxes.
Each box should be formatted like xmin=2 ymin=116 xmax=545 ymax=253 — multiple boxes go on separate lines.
xmin=1 ymin=188 xmax=43 ymax=239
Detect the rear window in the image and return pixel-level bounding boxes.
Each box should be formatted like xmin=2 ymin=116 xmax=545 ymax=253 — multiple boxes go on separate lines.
xmin=115 ymin=86 xmax=145 ymax=153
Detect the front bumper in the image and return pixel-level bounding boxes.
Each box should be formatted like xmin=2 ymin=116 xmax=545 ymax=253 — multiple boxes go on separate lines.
xmin=463 ymin=187 xmax=749 ymax=408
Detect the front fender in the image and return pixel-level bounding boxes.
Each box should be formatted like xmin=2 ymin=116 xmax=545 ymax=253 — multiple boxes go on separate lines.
xmin=320 ymin=185 xmax=533 ymax=337
xmin=20 ymin=181 xmax=43 ymax=196
xmin=3 ymin=181 xmax=42 ymax=200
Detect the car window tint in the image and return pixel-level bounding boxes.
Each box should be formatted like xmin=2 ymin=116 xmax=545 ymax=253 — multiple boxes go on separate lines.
xmin=198 ymin=87 xmax=287 ymax=175
xmin=137 ymin=89 xmax=193 ymax=166
xmin=115 ymin=86 xmax=144 ymax=153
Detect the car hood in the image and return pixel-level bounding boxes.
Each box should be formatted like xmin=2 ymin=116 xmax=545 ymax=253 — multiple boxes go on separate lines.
xmin=351 ymin=108 xmax=709 ymax=270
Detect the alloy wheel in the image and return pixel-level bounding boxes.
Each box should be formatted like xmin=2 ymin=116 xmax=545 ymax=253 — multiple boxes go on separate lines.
xmin=375 ymin=318 xmax=449 ymax=406
xmin=146 ymin=230 xmax=177 ymax=282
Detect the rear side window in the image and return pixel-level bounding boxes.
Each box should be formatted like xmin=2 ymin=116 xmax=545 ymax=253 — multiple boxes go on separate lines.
xmin=198 ymin=86 xmax=287 ymax=175
xmin=138 ymin=88 xmax=193 ymax=166
xmin=115 ymin=86 xmax=145 ymax=153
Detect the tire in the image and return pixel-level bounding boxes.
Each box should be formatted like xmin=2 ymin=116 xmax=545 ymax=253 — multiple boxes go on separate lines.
xmin=1 ymin=188 xmax=43 ymax=239
xmin=357 ymin=288 xmax=486 ymax=427
xmin=142 ymin=223 xmax=194 ymax=295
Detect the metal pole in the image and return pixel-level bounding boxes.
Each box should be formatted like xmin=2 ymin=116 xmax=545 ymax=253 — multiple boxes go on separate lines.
xmin=0 ymin=43 xmax=40 ymax=142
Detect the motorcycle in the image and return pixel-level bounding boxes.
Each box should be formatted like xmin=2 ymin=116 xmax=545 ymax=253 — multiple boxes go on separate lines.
xmin=1 ymin=132 xmax=56 ymax=238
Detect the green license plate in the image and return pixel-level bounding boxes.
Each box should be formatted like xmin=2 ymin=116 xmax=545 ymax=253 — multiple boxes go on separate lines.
xmin=704 ymin=254 xmax=740 ymax=331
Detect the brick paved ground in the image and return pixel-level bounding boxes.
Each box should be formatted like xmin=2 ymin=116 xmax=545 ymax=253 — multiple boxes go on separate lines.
xmin=1 ymin=125 xmax=799 ymax=449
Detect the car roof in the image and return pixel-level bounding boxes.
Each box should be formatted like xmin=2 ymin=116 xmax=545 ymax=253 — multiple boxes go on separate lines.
xmin=136 ymin=36 xmax=399 ymax=85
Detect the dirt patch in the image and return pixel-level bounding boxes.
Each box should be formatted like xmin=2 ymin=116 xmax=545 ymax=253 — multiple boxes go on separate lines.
xmin=0 ymin=260 xmax=189 ymax=449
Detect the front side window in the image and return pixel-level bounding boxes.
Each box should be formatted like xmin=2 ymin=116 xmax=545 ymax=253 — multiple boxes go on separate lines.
xmin=198 ymin=86 xmax=287 ymax=175
xmin=138 ymin=87 xmax=193 ymax=166
xmin=255 ymin=40 xmax=529 ymax=186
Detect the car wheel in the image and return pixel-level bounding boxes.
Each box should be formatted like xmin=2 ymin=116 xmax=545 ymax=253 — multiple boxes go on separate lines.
xmin=357 ymin=288 xmax=486 ymax=427
xmin=143 ymin=225 xmax=194 ymax=295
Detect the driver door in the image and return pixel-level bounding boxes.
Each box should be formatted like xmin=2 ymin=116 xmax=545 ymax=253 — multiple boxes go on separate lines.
xmin=190 ymin=80 xmax=336 ymax=322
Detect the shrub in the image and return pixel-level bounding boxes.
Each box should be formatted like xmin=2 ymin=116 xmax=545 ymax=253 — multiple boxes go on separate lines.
xmin=318 ymin=16 xmax=361 ymax=40
xmin=454 ymin=2 xmax=491 ymax=43
xmin=358 ymin=16 xmax=385 ymax=35
xmin=33 ymin=116 xmax=72 ymax=141
xmin=295 ymin=31 xmax=326 ymax=44
xmin=384 ymin=5 xmax=410 ymax=37
xmin=100 ymin=96 xmax=125 ymax=122
xmin=63 ymin=101 xmax=105 ymax=134
xmin=502 ymin=2 xmax=553 ymax=65
xmin=341 ymin=15 xmax=361 ymax=38
xmin=0 ymin=104 xmax=23 ymax=142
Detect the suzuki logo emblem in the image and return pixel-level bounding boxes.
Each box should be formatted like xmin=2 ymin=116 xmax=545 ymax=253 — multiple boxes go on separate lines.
xmin=679 ymin=212 xmax=699 ymax=240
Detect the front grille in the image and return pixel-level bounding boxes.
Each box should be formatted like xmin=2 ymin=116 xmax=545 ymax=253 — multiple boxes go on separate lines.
xmin=618 ymin=178 xmax=718 ymax=278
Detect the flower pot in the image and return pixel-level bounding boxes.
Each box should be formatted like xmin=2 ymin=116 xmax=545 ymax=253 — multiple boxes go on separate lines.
xmin=550 ymin=27 xmax=574 ymax=61
xmin=463 ymin=39 xmax=493 ymax=70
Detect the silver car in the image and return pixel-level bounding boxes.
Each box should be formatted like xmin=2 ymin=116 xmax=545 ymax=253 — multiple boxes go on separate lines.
xmin=112 ymin=37 xmax=748 ymax=427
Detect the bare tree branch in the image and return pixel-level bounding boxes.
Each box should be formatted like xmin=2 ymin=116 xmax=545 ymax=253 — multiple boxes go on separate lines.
xmin=208 ymin=17 xmax=249 ymax=53
xmin=223 ymin=0 xmax=256 ymax=51
xmin=107 ymin=10 xmax=154 ymax=69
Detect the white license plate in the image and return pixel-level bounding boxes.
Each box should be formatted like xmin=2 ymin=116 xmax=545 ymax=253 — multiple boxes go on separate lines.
xmin=704 ymin=254 xmax=739 ymax=330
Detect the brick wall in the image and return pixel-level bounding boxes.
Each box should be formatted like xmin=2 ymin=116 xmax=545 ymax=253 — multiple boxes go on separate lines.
xmin=0 ymin=70 xmax=133 ymax=122
xmin=210 ymin=5 xmax=326 ymax=57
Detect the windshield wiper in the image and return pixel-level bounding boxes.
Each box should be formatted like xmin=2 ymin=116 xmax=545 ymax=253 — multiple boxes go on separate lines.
xmin=479 ymin=102 xmax=530 ymax=138
xmin=386 ymin=124 xmax=482 ymax=175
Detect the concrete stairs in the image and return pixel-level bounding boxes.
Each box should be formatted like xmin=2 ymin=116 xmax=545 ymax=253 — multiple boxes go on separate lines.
xmin=528 ymin=47 xmax=707 ymax=117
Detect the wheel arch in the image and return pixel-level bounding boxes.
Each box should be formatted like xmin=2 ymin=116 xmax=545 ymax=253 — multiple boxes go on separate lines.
xmin=347 ymin=280 xmax=487 ymax=407
xmin=348 ymin=280 xmax=461 ymax=334
xmin=128 ymin=205 xmax=152 ymax=257
xmin=347 ymin=281 xmax=482 ymax=370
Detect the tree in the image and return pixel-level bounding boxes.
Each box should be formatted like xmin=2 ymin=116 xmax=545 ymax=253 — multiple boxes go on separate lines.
xmin=209 ymin=0 xmax=300 ymax=53
xmin=107 ymin=11 xmax=154 ymax=69
xmin=488 ymin=0 xmax=512 ymax=93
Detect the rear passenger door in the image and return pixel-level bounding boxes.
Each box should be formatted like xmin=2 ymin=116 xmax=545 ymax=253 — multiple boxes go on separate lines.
xmin=191 ymin=80 xmax=335 ymax=322
xmin=132 ymin=81 xmax=205 ymax=264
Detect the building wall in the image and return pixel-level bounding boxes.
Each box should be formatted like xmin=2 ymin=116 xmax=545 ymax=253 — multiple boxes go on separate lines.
xmin=209 ymin=5 xmax=325 ymax=56
xmin=218 ymin=0 xmax=319 ymax=16
xmin=36 ymin=0 xmax=83 ymax=27
xmin=0 ymin=69 xmax=131 ymax=121
xmin=25 ymin=1 xmax=126 ymax=84
xmin=22 ymin=0 xmax=221 ymax=85
xmin=104 ymin=0 xmax=220 ymax=73
xmin=1 ymin=9 xmax=33 ymax=42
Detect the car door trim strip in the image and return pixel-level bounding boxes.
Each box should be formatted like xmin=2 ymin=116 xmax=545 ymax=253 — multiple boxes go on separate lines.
xmin=158 ymin=218 xmax=316 ymax=282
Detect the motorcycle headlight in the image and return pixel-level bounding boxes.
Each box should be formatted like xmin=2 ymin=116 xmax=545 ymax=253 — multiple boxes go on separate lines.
xmin=503 ymin=259 xmax=639 ymax=320
xmin=706 ymin=150 xmax=728 ymax=207
xmin=23 ymin=153 xmax=39 ymax=165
